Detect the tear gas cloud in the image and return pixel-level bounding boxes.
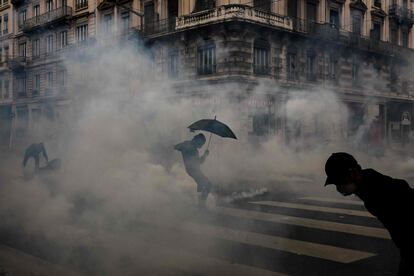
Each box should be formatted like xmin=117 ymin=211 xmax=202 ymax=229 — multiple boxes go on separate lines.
xmin=0 ymin=40 xmax=412 ymax=274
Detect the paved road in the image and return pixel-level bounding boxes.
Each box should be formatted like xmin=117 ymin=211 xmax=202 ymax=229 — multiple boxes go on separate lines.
xmin=129 ymin=193 xmax=398 ymax=276
xmin=0 ymin=193 xmax=399 ymax=275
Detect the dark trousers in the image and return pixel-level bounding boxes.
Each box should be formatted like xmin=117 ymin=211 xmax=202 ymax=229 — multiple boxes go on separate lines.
xmin=187 ymin=169 xmax=212 ymax=201
xmin=23 ymin=155 xmax=40 ymax=172
xmin=399 ymin=247 xmax=414 ymax=276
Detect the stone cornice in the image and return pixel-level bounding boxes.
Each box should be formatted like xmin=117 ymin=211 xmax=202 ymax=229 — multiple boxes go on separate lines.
xmin=371 ymin=7 xmax=387 ymax=18
xmin=350 ymin=0 xmax=368 ymax=12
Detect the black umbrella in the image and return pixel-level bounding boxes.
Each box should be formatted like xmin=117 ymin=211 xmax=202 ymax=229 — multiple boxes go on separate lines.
xmin=188 ymin=116 xmax=237 ymax=149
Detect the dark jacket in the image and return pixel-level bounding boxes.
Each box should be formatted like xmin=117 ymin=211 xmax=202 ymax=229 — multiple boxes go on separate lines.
xmin=356 ymin=169 xmax=414 ymax=248
xmin=174 ymin=140 xmax=207 ymax=174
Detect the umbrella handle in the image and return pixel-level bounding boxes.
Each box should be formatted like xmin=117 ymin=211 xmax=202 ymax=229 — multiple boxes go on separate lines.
xmin=206 ymin=115 xmax=216 ymax=150
xmin=207 ymin=133 xmax=213 ymax=150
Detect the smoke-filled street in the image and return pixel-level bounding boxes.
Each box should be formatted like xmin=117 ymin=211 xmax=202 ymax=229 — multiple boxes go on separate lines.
xmin=0 ymin=183 xmax=400 ymax=275
xmin=3 ymin=0 xmax=414 ymax=273
xmin=1 ymin=42 xmax=413 ymax=275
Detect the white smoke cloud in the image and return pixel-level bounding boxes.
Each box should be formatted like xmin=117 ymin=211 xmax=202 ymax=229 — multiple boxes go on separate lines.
xmin=0 ymin=39 xmax=413 ymax=274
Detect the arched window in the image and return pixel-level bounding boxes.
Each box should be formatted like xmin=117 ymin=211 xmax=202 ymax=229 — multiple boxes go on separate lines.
xmin=197 ymin=40 xmax=216 ymax=75
xmin=253 ymin=39 xmax=270 ymax=75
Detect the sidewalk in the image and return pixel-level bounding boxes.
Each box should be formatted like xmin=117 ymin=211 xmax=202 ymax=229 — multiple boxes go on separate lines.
xmin=0 ymin=244 xmax=82 ymax=276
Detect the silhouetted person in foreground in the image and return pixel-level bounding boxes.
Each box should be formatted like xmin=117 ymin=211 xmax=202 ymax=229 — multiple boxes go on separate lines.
xmin=325 ymin=152 xmax=414 ymax=276
xmin=175 ymin=134 xmax=211 ymax=209
xmin=23 ymin=142 xmax=48 ymax=172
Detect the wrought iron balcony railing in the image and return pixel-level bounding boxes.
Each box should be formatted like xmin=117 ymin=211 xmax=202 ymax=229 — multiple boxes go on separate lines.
xmin=7 ymin=56 xmax=26 ymax=71
xmin=291 ymin=19 xmax=342 ymax=40
xmin=143 ymin=17 xmax=176 ymax=36
xmin=253 ymin=65 xmax=271 ymax=76
xmin=20 ymin=6 xmax=72 ymax=32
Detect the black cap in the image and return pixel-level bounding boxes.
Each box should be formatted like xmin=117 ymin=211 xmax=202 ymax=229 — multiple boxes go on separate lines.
xmin=325 ymin=152 xmax=359 ymax=186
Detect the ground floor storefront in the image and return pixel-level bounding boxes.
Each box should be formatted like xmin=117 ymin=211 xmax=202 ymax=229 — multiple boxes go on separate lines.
xmin=0 ymin=105 xmax=12 ymax=148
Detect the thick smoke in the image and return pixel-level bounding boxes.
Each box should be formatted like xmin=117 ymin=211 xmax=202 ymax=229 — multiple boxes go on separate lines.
xmin=0 ymin=39 xmax=413 ymax=274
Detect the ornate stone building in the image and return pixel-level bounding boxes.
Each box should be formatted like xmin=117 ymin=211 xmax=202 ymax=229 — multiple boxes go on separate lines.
xmin=143 ymin=0 xmax=414 ymax=147
xmin=2 ymin=0 xmax=414 ymax=149
xmin=3 ymin=0 xmax=142 ymax=147
xmin=0 ymin=0 xmax=13 ymax=147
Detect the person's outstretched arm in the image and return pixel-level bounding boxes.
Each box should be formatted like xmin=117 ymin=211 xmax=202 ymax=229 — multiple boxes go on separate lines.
xmin=200 ymin=150 xmax=209 ymax=163
xmin=174 ymin=141 xmax=188 ymax=151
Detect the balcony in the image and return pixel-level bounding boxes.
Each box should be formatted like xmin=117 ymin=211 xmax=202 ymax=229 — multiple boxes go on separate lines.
xmin=171 ymin=4 xmax=291 ymax=35
xmin=389 ymin=4 xmax=414 ymax=26
xmin=11 ymin=0 xmax=25 ymax=6
xmin=177 ymin=4 xmax=291 ymax=31
xmin=336 ymin=31 xmax=406 ymax=56
xmin=369 ymin=39 xmax=395 ymax=54
xmin=20 ymin=6 xmax=72 ymax=32
xmin=143 ymin=17 xmax=176 ymax=36
xmin=290 ymin=19 xmax=341 ymax=40
xmin=314 ymin=23 xmax=340 ymax=40
xmin=7 ymin=56 xmax=26 ymax=71
xmin=253 ymin=65 xmax=271 ymax=76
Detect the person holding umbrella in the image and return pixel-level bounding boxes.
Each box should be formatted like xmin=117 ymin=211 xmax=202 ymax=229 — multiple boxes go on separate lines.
xmin=175 ymin=117 xmax=237 ymax=209
xmin=175 ymin=133 xmax=211 ymax=209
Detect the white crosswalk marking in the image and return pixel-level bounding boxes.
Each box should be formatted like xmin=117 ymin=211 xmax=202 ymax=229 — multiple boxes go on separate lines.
xmin=249 ymin=201 xmax=374 ymax=218
xmin=300 ymin=197 xmax=364 ymax=206
xmin=164 ymin=249 xmax=289 ymax=276
xmin=215 ymin=206 xmax=390 ymax=239
xmin=184 ymin=222 xmax=376 ymax=264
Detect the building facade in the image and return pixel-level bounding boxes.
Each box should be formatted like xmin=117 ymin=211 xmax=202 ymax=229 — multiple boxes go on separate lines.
xmin=143 ymin=0 xmax=414 ymax=148
xmin=1 ymin=0 xmax=414 ymax=150
xmin=0 ymin=0 xmax=13 ymax=147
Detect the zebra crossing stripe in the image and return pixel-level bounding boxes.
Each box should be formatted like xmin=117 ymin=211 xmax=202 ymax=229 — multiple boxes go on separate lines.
xmin=215 ymin=206 xmax=390 ymax=239
xmin=184 ymin=222 xmax=376 ymax=264
xmin=249 ymin=201 xmax=374 ymax=218
xmin=299 ymin=197 xmax=364 ymax=206
xmin=162 ymin=248 xmax=290 ymax=276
